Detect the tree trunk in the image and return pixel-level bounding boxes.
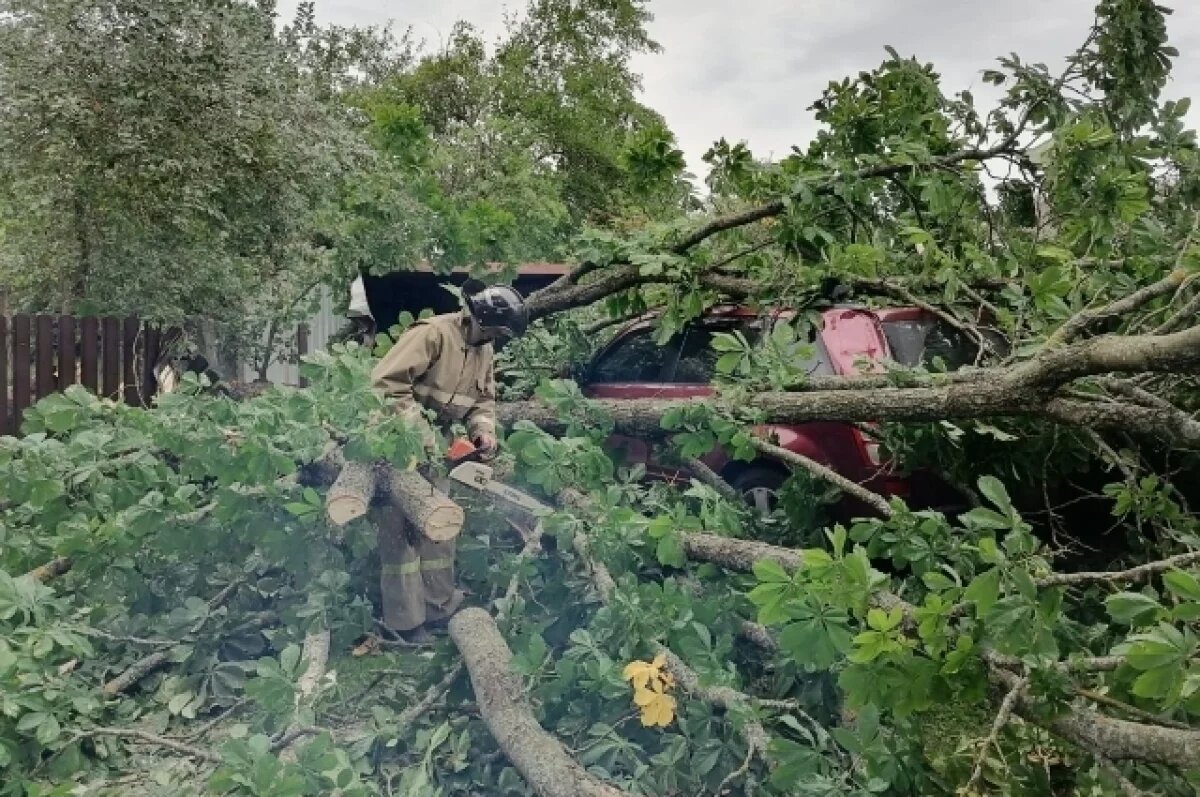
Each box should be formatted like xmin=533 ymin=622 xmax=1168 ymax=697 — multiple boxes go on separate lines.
xmin=380 ymin=469 xmax=464 ymax=542
xmin=449 ymin=608 xmax=624 ymax=797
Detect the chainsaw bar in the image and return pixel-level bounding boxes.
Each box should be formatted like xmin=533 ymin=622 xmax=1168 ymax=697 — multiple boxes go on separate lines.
xmin=446 ymin=461 xmax=553 ymax=516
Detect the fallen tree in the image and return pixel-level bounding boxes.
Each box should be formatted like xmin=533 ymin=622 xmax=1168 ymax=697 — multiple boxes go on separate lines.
xmin=499 ymin=323 xmax=1200 ymax=449
xmin=449 ymin=608 xmax=625 ymax=797
xmin=6 ymin=5 xmax=1200 ymax=796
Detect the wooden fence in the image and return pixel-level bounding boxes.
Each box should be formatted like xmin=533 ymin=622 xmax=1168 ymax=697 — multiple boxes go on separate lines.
xmin=1 ymin=315 xmax=168 ymax=436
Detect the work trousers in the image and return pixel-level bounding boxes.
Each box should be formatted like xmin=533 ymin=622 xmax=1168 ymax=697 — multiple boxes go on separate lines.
xmin=375 ymin=508 xmax=458 ymax=632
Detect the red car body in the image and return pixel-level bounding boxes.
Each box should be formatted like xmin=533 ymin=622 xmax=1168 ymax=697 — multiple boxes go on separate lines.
xmin=579 ymin=305 xmax=974 ymax=515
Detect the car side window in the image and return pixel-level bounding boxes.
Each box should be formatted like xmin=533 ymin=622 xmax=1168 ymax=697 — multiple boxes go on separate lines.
xmin=670 ymin=322 xmax=759 ymax=383
xmin=670 ymin=325 xmax=725 ymax=383
xmin=882 ymin=319 xmax=999 ymax=371
xmin=588 ymin=327 xmax=678 ymax=383
xmin=880 ymin=320 xmax=931 ymax=367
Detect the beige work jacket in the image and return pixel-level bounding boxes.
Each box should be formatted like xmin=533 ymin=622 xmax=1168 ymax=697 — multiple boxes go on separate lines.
xmin=371 ymin=311 xmax=496 ymax=440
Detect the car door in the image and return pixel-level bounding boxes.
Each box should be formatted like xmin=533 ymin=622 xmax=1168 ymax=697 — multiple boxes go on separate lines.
xmin=641 ymin=317 xmax=762 ymax=479
xmin=580 ymin=323 xmax=684 ymax=468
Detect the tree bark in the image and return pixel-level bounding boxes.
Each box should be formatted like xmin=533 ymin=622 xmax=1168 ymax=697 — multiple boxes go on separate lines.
xmin=685 ymin=458 xmax=742 ymax=503
xmin=682 ymin=532 xmax=804 ymax=573
xmin=379 ymin=469 xmax=465 ymax=542
xmin=987 ymin=659 xmax=1200 ymax=770
xmin=325 ymin=457 xmax=376 ymax=527
xmin=499 ymin=325 xmax=1200 ymax=449
xmin=101 ymin=651 xmax=171 ymax=697
xmin=449 ymin=608 xmax=624 ymax=797
xmin=25 ymin=556 xmax=74 ymax=583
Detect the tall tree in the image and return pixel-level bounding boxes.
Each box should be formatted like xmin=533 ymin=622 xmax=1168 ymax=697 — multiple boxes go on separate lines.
xmin=0 ymin=0 xmax=365 ymax=332
xmin=329 ymin=0 xmax=691 ymax=278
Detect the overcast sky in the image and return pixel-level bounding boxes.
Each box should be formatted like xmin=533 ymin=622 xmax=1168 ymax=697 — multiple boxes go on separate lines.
xmin=278 ymin=1 xmax=1200 ymax=174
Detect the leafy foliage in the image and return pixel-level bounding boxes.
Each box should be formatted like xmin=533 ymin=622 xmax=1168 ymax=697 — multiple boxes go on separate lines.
xmin=3 ymin=1 xmax=1200 ymax=796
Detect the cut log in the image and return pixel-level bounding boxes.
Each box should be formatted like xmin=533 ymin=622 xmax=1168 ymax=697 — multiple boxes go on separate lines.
xmin=380 ymin=469 xmax=465 ymax=542
xmin=279 ymin=628 xmax=332 ymax=761
xmin=449 ymin=608 xmax=624 ymax=797
xmin=325 ymin=458 xmax=377 ymax=526
xmin=25 ymin=556 xmax=74 ymax=583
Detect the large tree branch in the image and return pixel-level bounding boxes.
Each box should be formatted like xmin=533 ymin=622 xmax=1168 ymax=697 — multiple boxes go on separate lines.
xmin=985 ymin=655 xmax=1200 ymax=770
xmin=677 ymin=531 xmax=1200 ymax=771
xmin=448 ymin=608 xmax=624 ymax=797
xmin=1036 ymin=550 xmax=1200 ymax=588
xmin=1049 ymin=270 xmax=1189 ymax=347
xmin=526 ymin=140 xmax=1024 ymax=321
xmin=499 ymin=325 xmax=1200 ymax=448
xmin=1043 ymin=398 xmax=1200 ymax=449
xmin=750 ymin=438 xmax=893 ymax=517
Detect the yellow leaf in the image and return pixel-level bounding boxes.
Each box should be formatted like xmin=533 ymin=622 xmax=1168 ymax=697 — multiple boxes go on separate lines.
xmin=637 ymin=684 xmax=676 ymax=728
xmin=632 ymin=686 xmax=657 ymax=707
xmin=622 ymin=659 xmax=656 ymax=691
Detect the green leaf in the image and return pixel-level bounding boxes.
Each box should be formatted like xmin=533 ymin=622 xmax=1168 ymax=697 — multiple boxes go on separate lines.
xmin=977 ymin=537 xmax=1002 ymax=565
xmin=976 ymin=475 xmax=1013 ymax=515
xmin=1105 ymin=592 xmax=1164 ymax=626
xmin=17 ymin=712 xmax=49 ymax=732
xmin=168 ymin=692 xmax=194 ymax=715
xmin=280 ymin=644 xmax=302 ymax=676
xmin=656 ymin=534 xmax=686 ymax=569
xmin=1126 ymin=625 xmax=1192 ymax=670
xmin=964 ymin=568 xmax=1002 ymax=617
xmin=866 ymin=607 xmax=903 ymax=632
xmin=1010 ymin=568 xmax=1038 ymax=602
xmin=715 ymin=353 xmax=743 ymax=374
xmin=710 ymin=333 xmax=744 ymax=353
xmin=646 ymin=515 xmax=673 ymax=540
xmin=35 ymin=714 xmax=61 ymax=746
xmin=922 ymin=571 xmax=957 ymax=591
xmin=753 ymin=559 xmax=790 ymax=584
xmin=1035 ymin=245 xmax=1075 ymax=263
xmin=1131 ymin=666 xmax=1182 ymax=700
xmin=961 ymin=507 xmax=1011 ymax=531
xmin=1163 ymin=570 xmax=1200 ymax=603
xmin=28 ymin=479 xmax=64 ymax=507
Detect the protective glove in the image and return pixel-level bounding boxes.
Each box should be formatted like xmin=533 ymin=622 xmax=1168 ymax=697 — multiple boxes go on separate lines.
xmin=473 ymin=433 xmax=499 ymax=462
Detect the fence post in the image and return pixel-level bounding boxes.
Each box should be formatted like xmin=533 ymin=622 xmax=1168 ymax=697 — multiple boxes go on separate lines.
xmin=101 ymin=317 xmax=120 ymax=400
xmin=0 ymin=317 xmax=9 ymax=436
xmin=12 ymin=315 xmax=31 ymax=432
xmin=36 ymin=315 xmax=55 ymax=399
xmin=296 ymin=323 xmax=310 ymax=388
xmin=58 ymin=316 xmax=77 ymax=391
xmin=80 ymin=317 xmax=99 ymax=393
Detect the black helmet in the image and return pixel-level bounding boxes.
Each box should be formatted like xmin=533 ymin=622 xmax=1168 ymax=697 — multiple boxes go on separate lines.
xmin=465 ymin=285 xmax=529 ymax=338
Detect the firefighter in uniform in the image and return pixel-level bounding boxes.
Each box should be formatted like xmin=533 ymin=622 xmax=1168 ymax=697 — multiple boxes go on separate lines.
xmin=370 ymin=285 xmax=529 ymax=643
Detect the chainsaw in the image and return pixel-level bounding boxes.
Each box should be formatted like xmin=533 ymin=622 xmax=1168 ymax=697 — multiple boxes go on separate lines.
xmin=437 ymin=437 xmax=553 ymax=520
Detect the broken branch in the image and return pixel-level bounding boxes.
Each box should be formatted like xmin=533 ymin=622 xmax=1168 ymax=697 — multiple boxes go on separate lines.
xmin=449 ymin=608 xmax=624 ymax=797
